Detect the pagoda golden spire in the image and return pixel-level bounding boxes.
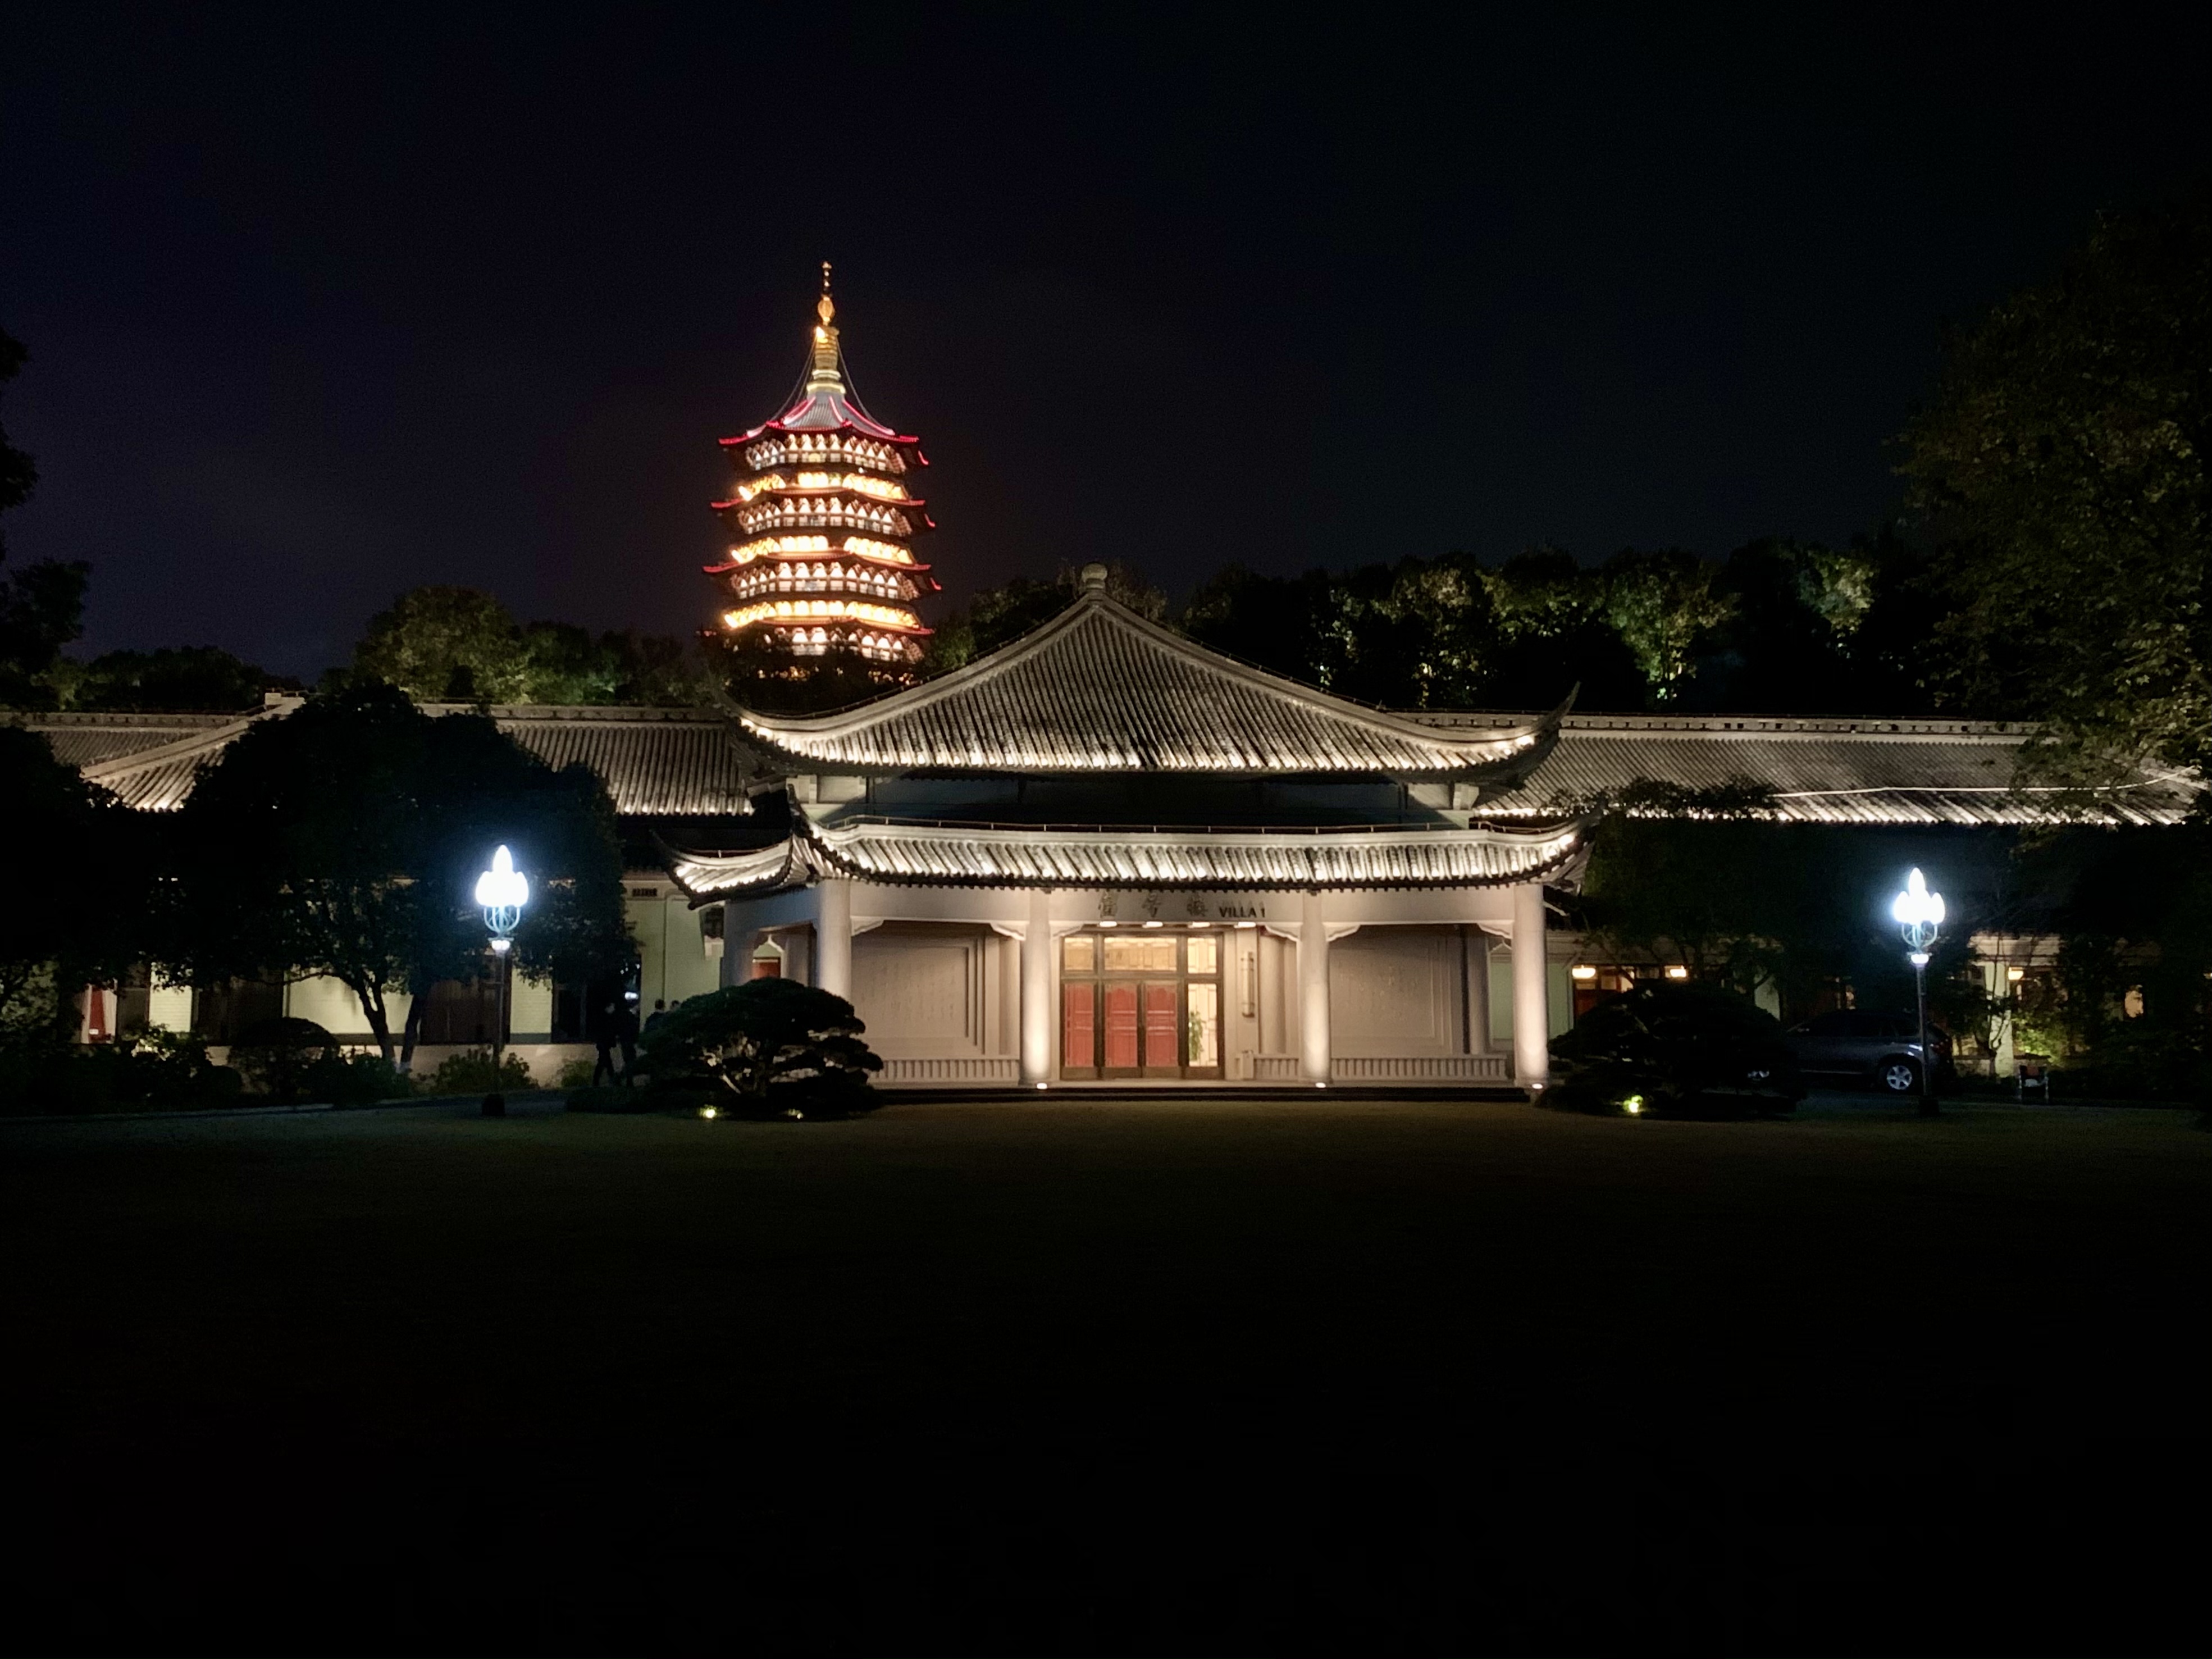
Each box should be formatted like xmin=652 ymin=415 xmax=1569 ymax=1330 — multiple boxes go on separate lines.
xmin=810 ymin=259 xmax=840 ymax=382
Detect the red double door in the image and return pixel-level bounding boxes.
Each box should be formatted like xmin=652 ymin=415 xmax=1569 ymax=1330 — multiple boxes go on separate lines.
xmin=1061 ymin=980 xmax=1180 ymax=1075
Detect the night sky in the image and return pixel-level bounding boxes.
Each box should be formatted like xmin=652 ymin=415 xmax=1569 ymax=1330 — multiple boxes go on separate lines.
xmin=5 ymin=7 xmax=2206 ymax=679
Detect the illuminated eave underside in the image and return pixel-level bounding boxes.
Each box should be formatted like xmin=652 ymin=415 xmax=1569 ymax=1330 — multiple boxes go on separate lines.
xmin=669 ymin=813 xmax=1589 ymax=898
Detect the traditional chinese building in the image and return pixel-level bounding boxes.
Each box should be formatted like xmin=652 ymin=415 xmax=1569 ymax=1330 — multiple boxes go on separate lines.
xmin=17 ymin=570 xmax=2196 ymax=1087
xmin=705 ymin=267 xmax=937 ymax=664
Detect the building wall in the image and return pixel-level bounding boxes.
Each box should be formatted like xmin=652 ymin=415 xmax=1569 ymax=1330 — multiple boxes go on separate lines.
xmin=630 ymin=893 xmax=721 ymax=1012
xmin=1329 ymin=928 xmax=1466 ymax=1058
xmin=276 ymin=973 xmax=558 ymax=1043
xmin=850 ymin=923 xmax=1014 ymax=1060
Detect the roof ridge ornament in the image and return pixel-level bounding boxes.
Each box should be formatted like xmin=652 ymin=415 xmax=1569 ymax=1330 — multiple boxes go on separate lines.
xmin=809 ymin=259 xmax=842 ymax=386
xmin=1079 ymin=563 xmax=1109 ymax=595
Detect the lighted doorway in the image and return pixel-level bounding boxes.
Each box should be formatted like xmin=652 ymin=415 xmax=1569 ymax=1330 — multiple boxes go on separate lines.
xmin=1059 ymin=928 xmax=1224 ymax=1081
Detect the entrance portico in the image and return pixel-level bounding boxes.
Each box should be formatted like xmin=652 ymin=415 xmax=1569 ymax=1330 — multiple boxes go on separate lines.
xmin=697 ymin=871 xmax=1557 ymax=1090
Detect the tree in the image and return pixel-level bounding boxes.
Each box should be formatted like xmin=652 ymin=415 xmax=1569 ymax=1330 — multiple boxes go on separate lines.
xmin=384 ymin=707 xmax=634 ymax=1066
xmin=172 ymin=683 xmax=633 ymax=1062
xmin=0 ymin=727 xmax=146 ymax=1042
xmin=1599 ymin=548 xmax=1734 ymax=704
xmin=1577 ymin=780 xmax=1800 ymax=1002
xmin=349 ymin=586 xmax=713 ymax=708
xmin=63 ymin=646 xmax=280 ymax=712
xmin=353 ymin=587 xmax=532 ymax=702
xmin=636 ymin=979 xmax=884 ymax=1116
xmin=1479 ymin=548 xmax=1646 ymax=710
xmin=1900 ymin=185 xmax=2211 ymax=791
xmin=0 ymin=327 xmax=89 ymax=711
xmin=1179 ymin=563 xmax=1335 ymax=683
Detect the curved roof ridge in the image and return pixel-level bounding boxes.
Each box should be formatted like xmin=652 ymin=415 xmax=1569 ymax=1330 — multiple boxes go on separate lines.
xmin=733 ymin=590 xmax=1561 ymax=776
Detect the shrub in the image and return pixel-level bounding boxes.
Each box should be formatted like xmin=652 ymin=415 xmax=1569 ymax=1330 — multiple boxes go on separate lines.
xmin=229 ymin=1017 xmax=339 ymax=1102
xmin=121 ymin=1031 xmax=247 ymax=1110
xmin=426 ymin=1047 xmax=535 ymax=1095
xmin=0 ymin=1034 xmax=244 ymax=1116
xmin=556 ymin=1056 xmax=598 ymax=1090
xmin=303 ymin=1051 xmax=414 ymax=1106
xmin=636 ymin=979 xmax=883 ymax=1119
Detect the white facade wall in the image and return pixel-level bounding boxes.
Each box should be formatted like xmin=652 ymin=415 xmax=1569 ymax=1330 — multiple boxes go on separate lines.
xmin=719 ymin=880 xmax=1550 ymax=1088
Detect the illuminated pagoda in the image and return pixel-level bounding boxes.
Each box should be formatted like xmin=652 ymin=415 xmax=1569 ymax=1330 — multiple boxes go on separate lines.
xmin=706 ymin=265 xmax=937 ymax=664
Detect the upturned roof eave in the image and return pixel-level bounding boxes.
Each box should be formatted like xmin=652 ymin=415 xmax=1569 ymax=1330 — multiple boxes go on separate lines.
xmin=666 ymin=804 xmax=1593 ymax=900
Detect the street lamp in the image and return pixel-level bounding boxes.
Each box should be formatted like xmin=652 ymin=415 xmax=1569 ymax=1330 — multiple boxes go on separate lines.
xmin=473 ymin=845 xmax=530 ymax=1117
xmin=1890 ymin=867 xmax=1944 ymax=1116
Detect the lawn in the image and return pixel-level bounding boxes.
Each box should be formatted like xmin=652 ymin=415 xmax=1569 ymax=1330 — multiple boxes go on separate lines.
xmin=2 ymin=1094 xmax=2203 ymax=1656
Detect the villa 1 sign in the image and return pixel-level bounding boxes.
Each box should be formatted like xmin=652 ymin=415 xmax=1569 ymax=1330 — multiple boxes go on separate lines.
xmin=1093 ymin=892 xmax=1271 ymax=924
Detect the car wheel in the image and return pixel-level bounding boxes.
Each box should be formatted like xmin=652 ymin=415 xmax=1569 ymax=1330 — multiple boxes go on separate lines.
xmin=1878 ymin=1058 xmax=1920 ymax=1095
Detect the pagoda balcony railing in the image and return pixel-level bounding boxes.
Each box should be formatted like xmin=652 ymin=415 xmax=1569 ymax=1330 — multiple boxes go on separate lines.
xmin=744 ymin=439 xmax=906 ymax=475
xmin=727 ymin=575 xmax=918 ymax=603
xmin=735 ymin=507 xmax=913 ymax=537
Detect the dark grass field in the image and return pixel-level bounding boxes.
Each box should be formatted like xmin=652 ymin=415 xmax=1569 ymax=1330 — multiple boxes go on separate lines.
xmin=3 ymin=1093 xmax=2204 ymax=1656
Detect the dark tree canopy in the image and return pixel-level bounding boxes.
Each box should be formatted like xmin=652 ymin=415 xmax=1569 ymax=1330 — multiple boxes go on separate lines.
xmin=350 ymin=585 xmax=710 ymax=707
xmin=172 ymin=683 xmax=633 ymax=1061
xmin=1902 ymin=185 xmax=2211 ymax=787
xmin=0 ymin=726 xmax=147 ymax=1041
xmin=60 ymin=646 xmax=281 ymax=712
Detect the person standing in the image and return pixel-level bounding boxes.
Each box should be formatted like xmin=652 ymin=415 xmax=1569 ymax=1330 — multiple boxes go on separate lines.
xmin=616 ymin=997 xmax=641 ymax=1083
xmin=590 ymin=998 xmax=621 ymax=1087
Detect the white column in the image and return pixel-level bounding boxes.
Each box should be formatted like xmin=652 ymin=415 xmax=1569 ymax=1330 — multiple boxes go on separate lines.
xmin=1298 ymin=890 xmax=1332 ymax=1086
xmin=720 ymin=923 xmax=761 ymax=988
xmin=1020 ymin=888 xmax=1053 ymax=1088
xmin=1512 ymin=881 xmax=1550 ymax=1091
xmin=814 ymin=878 xmax=853 ymax=1000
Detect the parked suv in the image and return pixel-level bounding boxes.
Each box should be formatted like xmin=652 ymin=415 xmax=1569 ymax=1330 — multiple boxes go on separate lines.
xmin=1784 ymin=1010 xmax=1951 ymax=1093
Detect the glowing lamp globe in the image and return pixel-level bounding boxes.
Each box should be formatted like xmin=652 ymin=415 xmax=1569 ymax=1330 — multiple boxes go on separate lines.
xmin=1890 ymin=868 xmax=1945 ymax=931
xmin=476 ymin=844 xmax=529 ymax=941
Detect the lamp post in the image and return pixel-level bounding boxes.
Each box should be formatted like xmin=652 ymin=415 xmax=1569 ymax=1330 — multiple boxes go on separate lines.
xmin=474 ymin=844 xmax=529 ymax=1118
xmin=1890 ymin=867 xmax=1944 ymax=1117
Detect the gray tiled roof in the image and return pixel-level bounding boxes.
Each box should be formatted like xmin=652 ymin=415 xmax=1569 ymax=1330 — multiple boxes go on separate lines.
xmin=13 ymin=704 xmax=756 ymax=817
xmin=734 ymin=593 xmax=1556 ymax=776
xmin=24 ymin=712 xmax=243 ymax=769
xmin=481 ymin=709 xmax=754 ymax=817
xmin=1419 ymin=714 xmax=2198 ymax=827
xmin=670 ymin=811 xmax=1586 ymax=896
xmin=19 ymin=692 xmax=2196 ymax=830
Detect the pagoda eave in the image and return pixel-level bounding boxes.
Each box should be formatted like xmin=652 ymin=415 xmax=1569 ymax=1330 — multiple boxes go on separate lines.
xmin=711 ymin=488 xmax=929 ymax=513
xmin=704 ymin=554 xmax=936 ymax=578
xmin=722 ymin=420 xmax=925 ymax=449
xmin=726 ymin=617 xmax=935 ymax=640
